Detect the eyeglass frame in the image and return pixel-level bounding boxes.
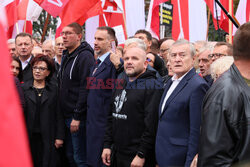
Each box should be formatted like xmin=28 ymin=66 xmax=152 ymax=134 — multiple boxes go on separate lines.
xmin=208 ymin=53 xmax=227 ymax=59
xmin=32 ymin=66 xmax=48 ymax=72
xmin=60 ymin=31 xmax=78 ymax=36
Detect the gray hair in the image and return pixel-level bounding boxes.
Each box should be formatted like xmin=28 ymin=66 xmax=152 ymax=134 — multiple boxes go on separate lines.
xmin=42 ymin=39 xmax=55 ymax=49
xmin=7 ymin=38 xmax=15 ymax=44
xmin=198 ymin=43 xmax=214 ymax=56
xmin=210 ymin=56 xmax=234 ymax=80
xmin=171 ymin=39 xmax=196 ymax=57
xmin=124 ymin=38 xmax=147 ymax=51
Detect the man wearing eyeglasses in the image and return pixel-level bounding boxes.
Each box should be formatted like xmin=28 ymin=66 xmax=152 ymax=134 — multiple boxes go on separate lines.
xmin=58 ymin=22 xmax=95 ymax=167
xmin=198 ymin=22 xmax=250 ymax=167
xmin=15 ymin=32 xmax=34 ymax=83
xmin=156 ymin=39 xmax=209 ymax=167
xmin=159 ymin=39 xmax=175 ymax=64
xmin=210 ymin=42 xmax=233 ymax=62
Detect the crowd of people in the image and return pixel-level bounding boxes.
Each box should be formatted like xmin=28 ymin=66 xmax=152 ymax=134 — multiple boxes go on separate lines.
xmin=8 ymin=21 xmax=250 ymax=167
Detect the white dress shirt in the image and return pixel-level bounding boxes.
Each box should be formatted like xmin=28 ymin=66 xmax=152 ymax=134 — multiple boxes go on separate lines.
xmin=21 ymin=56 xmax=32 ymax=70
xmin=161 ymin=70 xmax=191 ymax=113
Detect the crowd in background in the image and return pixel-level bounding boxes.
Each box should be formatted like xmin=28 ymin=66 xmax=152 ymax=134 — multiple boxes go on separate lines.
xmin=8 ymin=21 xmax=250 ymax=167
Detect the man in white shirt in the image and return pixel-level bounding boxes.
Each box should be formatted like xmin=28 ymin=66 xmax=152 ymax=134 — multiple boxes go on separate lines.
xmin=155 ymin=39 xmax=209 ymax=167
xmin=15 ymin=33 xmax=34 ymax=83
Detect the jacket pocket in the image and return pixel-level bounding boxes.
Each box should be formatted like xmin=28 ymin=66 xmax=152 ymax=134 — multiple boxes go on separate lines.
xmin=169 ymin=137 xmax=188 ymax=146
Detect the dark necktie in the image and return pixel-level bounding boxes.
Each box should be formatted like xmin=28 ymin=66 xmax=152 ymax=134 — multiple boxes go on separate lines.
xmin=92 ymin=59 xmax=101 ymax=75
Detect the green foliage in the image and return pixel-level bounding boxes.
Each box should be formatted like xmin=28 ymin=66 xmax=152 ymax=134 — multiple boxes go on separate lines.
xmin=33 ymin=10 xmax=58 ymax=42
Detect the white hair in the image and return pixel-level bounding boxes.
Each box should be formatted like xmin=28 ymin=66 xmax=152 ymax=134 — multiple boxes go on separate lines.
xmin=7 ymin=38 xmax=15 ymax=44
xmin=210 ymin=56 xmax=234 ymax=80
xmin=171 ymin=39 xmax=196 ymax=57
xmin=124 ymin=38 xmax=147 ymax=51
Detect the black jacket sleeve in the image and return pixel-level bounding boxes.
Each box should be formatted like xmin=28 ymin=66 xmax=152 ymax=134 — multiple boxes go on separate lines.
xmin=138 ymin=88 xmax=163 ymax=158
xmin=73 ymin=50 xmax=95 ymax=120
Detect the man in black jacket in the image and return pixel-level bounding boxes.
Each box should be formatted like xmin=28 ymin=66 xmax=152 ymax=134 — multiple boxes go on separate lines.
xmin=15 ymin=32 xmax=34 ymax=83
xmin=101 ymin=40 xmax=163 ymax=167
xmin=198 ymin=22 xmax=250 ymax=166
xmin=58 ymin=22 xmax=95 ymax=167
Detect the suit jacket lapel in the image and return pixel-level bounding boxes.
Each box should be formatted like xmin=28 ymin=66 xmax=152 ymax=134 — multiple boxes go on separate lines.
xmin=159 ymin=78 xmax=173 ymax=117
xmin=93 ymin=54 xmax=111 ymax=77
xmin=160 ymin=68 xmax=196 ymax=117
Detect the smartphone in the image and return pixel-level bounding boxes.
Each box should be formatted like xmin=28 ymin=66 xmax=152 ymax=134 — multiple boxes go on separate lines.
xmin=111 ymin=40 xmax=116 ymax=53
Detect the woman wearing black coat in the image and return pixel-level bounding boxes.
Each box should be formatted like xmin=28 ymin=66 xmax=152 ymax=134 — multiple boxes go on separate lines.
xmin=22 ymin=54 xmax=64 ymax=167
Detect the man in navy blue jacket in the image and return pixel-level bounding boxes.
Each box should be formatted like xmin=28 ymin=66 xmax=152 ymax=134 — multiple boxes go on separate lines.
xmin=58 ymin=22 xmax=95 ymax=167
xmin=86 ymin=26 xmax=118 ymax=167
xmin=155 ymin=39 xmax=209 ymax=167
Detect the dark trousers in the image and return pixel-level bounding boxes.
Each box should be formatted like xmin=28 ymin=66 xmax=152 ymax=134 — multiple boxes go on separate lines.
xmin=113 ymin=153 xmax=155 ymax=167
xmin=64 ymin=118 xmax=87 ymax=167
xmin=30 ymin=133 xmax=43 ymax=167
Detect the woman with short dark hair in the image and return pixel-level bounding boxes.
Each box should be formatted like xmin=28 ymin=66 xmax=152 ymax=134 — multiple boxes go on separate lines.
xmin=22 ymin=54 xmax=64 ymax=167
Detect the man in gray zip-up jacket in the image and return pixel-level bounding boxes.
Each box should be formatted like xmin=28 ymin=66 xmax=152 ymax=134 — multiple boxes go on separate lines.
xmin=58 ymin=22 xmax=95 ymax=167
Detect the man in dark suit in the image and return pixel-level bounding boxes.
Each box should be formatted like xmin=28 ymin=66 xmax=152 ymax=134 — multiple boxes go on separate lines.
xmin=86 ymin=26 xmax=118 ymax=167
xmin=155 ymin=39 xmax=209 ymax=167
xmin=15 ymin=32 xmax=34 ymax=83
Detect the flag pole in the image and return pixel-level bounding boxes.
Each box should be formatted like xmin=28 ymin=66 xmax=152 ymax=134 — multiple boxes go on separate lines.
xmin=24 ymin=20 xmax=27 ymax=33
xmin=206 ymin=9 xmax=211 ymax=41
xmin=214 ymin=1 xmax=221 ymax=40
xmin=229 ymin=0 xmax=233 ymax=44
xmin=41 ymin=13 xmax=51 ymax=43
xmin=16 ymin=23 xmax=19 ymax=34
xmin=214 ymin=0 xmax=239 ymax=28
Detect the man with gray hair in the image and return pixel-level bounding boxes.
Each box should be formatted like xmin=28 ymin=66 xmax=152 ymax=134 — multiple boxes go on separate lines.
xmin=155 ymin=39 xmax=209 ymax=166
xmin=102 ymin=39 xmax=163 ymax=167
xmin=8 ymin=39 xmax=16 ymax=57
xmin=198 ymin=44 xmax=214 ymax=86
xmin=42 ymin=39 xmax=55 ymax=58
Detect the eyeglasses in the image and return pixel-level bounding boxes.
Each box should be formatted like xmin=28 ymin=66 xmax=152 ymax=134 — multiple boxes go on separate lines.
xmin=147 ymin=58 xmax=154 ymax=63
xmin=60 ymin=31 xmax=76 ymax=36
xmin=33 ymin=66 xmax=48 ymax=72
xmin=208 ymin=53 xmax=227 ymax=59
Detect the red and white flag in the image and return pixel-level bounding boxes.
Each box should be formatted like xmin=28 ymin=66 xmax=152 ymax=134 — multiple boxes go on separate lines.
xmin=146 ymin=0 xmax=170 ymax=38
xmin=204 ymin=0 xmax=234 ymax=33
xmin=171 ymin=0 xmax=207 ymax=42
xmin=6 ymin=0 xmax=42 ymax=39
xmin=146 ymin=0 xmax=207 ymax=42
xmin=233 ymin=0 xmax=250 ymax=34
xmin=86 ymin=0 xmax=145 ymax=46
xmin=2 ymin=0 xmax=19 ymax=29
xmin=55 ymin=0 xmax=103 ymax=37
xmin=34 ymin=0 xmax=69 ymax=17
xmin=0 ymin=6 xmax=32 ymax=167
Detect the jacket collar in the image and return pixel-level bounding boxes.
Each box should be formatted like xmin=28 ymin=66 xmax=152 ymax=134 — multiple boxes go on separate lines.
xmin=92 ymin=53 xmax=112 ymax=77
xmin=160 ymin=68 xmax=196 ymax=117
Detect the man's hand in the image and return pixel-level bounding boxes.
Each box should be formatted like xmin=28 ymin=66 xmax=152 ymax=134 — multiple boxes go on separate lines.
xmin=70 ymin=119 xmax=80 ymax=133
xmin=130 ymin=155 xmax=145 ymax=167
xmin=102 ymin=148 xmax=111 ymax=166
xmin=110 ymin=51 xmax=121 ymax=70
xmin=190 ymin=154 xmax=198 ymax=167
xmin=55 ymin=139 xmax=63 ymax=149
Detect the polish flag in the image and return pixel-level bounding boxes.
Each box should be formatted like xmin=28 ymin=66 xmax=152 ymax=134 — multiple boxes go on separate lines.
xmin=171 ymin=0 xmax=207 ymax=42
xmin=2 ymin=0 xmax=19 ymax=29
xmin=146 ymin=0 xmax=207 ymax=42
xmin=204 ymin=0 xmax=234 ymax=33
xmin=7 ymin=0 xmax=42 ymax=39
xmin=85 ymin=0 xmax=145 ymax=46
xmin=233 ymin=0 xmax=250 ymax=34
xmin=55 ymin=0 xmax=103 ymax=37
xmin=146 ymin=0 xmax=170 ymax=38
xmin=34 ymin=0 xmax=70 ymax=17
xmin=0 ymin=6 xmax=32 ymax=167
